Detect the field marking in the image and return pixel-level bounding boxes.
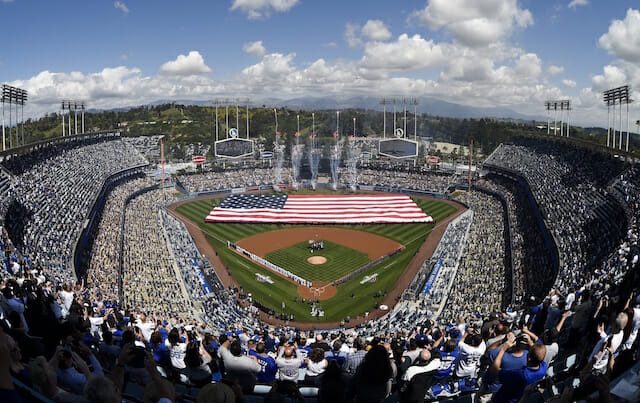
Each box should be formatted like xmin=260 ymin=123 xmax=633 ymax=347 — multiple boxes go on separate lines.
xmin=383 ymin=262 xmax=396 ymax=270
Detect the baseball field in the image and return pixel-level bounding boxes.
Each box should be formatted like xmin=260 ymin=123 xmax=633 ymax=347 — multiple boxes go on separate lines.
xmin=173 ymin=195 xmax=457 ymax=323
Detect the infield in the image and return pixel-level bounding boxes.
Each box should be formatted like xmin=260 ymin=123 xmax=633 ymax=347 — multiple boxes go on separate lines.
xmin=265 ymin=240 xmax=369 ymax=283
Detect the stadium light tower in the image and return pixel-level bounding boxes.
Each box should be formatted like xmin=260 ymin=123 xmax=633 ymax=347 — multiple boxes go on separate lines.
xmin=2 ymin=84 xmax=28 ymax=150
xmin=544 ymin=101 xmax=552 ymax=135
xmin=380 ymin=98 xmax=388 ymax=137
xmin=80 ymin=102 xmax=86 ymax=133
xmin=603 ymin=85 xmax=632 ymax=151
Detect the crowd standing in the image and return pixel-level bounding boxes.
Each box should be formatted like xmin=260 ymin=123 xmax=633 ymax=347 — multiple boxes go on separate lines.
xmin=485 ymin=140 xmax=628 ymax=295
xmin=474 ymin=175 xmax=554 ymax=305
xmin=3 ymin=138 xmax=147 ymax=284
xmin=0 ymin=136 xmax=637 ymax=403
xmin=86 ymin=177 xmax=155 ymax=303
xmin=441 ymin=191 xmax=507 ymax=322
xmin=121 ymin=189 xmax=194 ymax=319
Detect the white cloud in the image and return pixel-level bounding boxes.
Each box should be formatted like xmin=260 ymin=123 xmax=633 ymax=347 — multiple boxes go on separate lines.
xmin=360 ymin=34 xmax=447 ymax=71
xmin=412 ymin=0 xmax=533 ymax=47
xmin=514 ymin=53 xmax=542 ymax=78
xmin=591 ymin=64 xmax=627 ymax=92
xmin=231 ymin=0 xmax=299 ymax=20
xmin=361 ymin=20 xmax=392 ymax=41
xmin=243 ymin=41 xmax=266 ymax=57
xmin=548 ymin=65 xmax=564 ymax=75
xmin=568 ymin=0 xmax=588 ymax=9
xmin=159 ymin=51 xmax=211 ymax=76
xmin=562 ymin=79 xmax=576 ymax=87
xmin=114 ymin=1 xmax=129 ymax=14
xmin=241 ymin=53 xmax=296 ymax=86
xmin=323 ymin=42 xmax=338 ymax=48
xmin=344 ymin=23 xmax=362 ymax=48
xmin=598 ymin=8 xmax=640 ymax=63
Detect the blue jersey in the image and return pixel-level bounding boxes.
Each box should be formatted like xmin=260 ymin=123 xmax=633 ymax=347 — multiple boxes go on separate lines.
xmin=435 ymin=348 xmax=459 ymax=379
xmin=249 ymin=350 xmax=277 ymax=383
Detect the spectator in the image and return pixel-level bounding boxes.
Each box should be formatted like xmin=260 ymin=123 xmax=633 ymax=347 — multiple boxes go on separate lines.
xmin=350 ymin=344 xmax=396 ymax=403
xmin=489 ymin=334 xmax=547 ymax=403
xmin=276 ymin=345 xmax=303 ymax=383
xmin=304 ymin=348 xmax=328 ymax=385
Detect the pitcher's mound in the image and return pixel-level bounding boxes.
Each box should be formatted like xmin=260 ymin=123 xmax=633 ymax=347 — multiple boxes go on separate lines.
xmin=307 ymin=256 xmax=327 ymax=265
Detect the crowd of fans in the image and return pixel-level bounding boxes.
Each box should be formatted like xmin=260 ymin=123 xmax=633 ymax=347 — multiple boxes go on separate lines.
xmin=356 ymin=169 xmax=457 ymax=194
xmin=1 ymin=250 xmax=637 ymax=402
xmin=177 ymin=169 xmax=287 ymax=193
xmin=485 ymin=140 xmax=628 ymax=295
xmin=440 ymin=191 xmax=508 ymax=322
xmin=3 ymin=139 xmax=147 ymax=284
xmin=86 ymin=177 xmax=155 ymax=304
xmin=122 ymin=136 xmax=162 ymax=162
xmin=177 ymin=166 xmax=457 ymax=195
xmin=121 ymin=189 xmax=194 ymax=319
xmin=473 ymin=175 xmax=555 ymax=306
xmin=377 ymin=211 xmax=473 ymax=334
xmin=0 ymin=135 xmax=638 ymax=402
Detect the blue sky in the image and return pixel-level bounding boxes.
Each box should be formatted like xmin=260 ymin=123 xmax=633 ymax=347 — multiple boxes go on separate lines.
xmin=1 ymin=0 xmax=640 ymax=127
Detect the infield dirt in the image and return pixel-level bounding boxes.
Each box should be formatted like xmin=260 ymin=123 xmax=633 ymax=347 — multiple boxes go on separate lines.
xmin=236 ymin=227 xmax=403 ymax=260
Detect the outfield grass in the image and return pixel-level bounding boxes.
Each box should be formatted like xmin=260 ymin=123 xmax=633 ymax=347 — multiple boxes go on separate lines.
xmin=266 ymin=241 xmax=369 ymax=283
xmin=175 ymin=195 xmax=457 ymax=322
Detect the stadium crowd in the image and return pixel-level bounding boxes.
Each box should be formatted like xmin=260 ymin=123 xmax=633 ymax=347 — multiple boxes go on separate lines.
xmin=0 ymin=135 xmax=638 ymax=403
xmin=485 ymin=140 xmax=628 ymax=295
xmin=374 ymin=211 xmax=473 ymax=334
xmin=121 ymin=189 xmax=194 ymax=319
xmin=3 ymin=139 xmax=147 ymax=284
xmin=159 ymin=210 xmax=262 ymax=332
xmin=177 ymin=169 xmax=289 ymax=193
xmin=473 ymin=175 xmax=554 ymax=306
xmin=440 ymin=191 xmax=508 ymax=322
xmin=177 ymin=167 xmax=456 ymax=195
xmin=356 ymin=169 xmax=456 ymax=194
xmin=86 ymin=177 xmax=155 ymax=303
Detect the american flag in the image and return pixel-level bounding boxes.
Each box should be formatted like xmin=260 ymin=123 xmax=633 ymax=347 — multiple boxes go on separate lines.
xmin=205 ymin=194 xmax=433 ymax=224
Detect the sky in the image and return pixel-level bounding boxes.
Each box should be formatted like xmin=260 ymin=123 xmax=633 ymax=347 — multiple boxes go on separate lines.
xmin=1 ymin=0 xmax=640 ymax=127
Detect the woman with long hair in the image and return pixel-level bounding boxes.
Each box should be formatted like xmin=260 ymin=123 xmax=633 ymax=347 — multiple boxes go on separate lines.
xmin=303 ymin=348 xmax=327 ymax=386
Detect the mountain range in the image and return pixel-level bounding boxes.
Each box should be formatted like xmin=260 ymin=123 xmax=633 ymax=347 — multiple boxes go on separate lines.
xmin=111 ymin=96 xmax=544 ymax=122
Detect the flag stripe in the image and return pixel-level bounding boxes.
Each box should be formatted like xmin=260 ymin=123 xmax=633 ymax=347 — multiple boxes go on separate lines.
xmin=205 ymin=194 xmax=433 ymax=224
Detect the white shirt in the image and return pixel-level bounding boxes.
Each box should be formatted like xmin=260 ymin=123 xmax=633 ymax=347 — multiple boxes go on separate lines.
xmin=544 ymin=342 xmax=559 ymax=364
xmin=622 ymin=307 xmax=640 ymax=350
xmin=60 ymin=290 xmax=74 ymax=311
xmin=136 ymin=320 xmax=156 ymax=342
xmin=167 ymin=341 xmax=187 ymax=369
xmin=403 ymin=358 xmax=442 ymax=382
xmin=89 ymin=317 xmax=104 ymax=337
xmin=306 ymin=359 xmax=327 ymax=377
xmin=455 ymin=340 xmax=486 ymax=378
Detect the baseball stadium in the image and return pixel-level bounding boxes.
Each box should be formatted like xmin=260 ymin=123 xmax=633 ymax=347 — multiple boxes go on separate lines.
xmin=1 ymin=2 xmax=640 ymax=403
